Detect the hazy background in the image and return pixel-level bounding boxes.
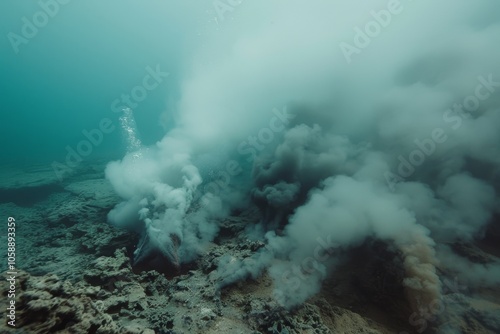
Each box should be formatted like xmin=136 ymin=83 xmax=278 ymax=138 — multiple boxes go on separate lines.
xmin=2 ymin=1 xmax=500 ymax=323
xmin=0 ymin=0 xmax=216 ymax=165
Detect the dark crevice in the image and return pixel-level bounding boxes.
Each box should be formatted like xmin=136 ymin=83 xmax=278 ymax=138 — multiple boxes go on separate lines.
xmin=0 ymin=183 xmax=65 ymax=206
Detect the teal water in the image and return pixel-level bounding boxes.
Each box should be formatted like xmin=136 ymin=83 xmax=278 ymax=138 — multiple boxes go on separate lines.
xmin=1 ymin=2 xmax=500 ymax=332
xmin=0 ymin=0 xmax=210 ymax=166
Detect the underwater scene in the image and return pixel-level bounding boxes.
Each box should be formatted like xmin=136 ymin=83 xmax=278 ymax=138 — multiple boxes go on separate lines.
xmin=1 ymin=1 xmax=500 ymax=333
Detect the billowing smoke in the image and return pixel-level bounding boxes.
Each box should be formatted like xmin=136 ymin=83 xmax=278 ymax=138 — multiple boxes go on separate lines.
xmin=106 ymin=108 xmax=228 ymax=273
xmin=105 ymin=0 xmax=500 ymax=318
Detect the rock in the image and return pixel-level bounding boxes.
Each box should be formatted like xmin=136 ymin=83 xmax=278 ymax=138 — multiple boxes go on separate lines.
xmin=200 ymin=307 xmax=217 ymax=320
xmin=0 ymin=270 xmax=123 ymax=333
xmin=1 ymin=162 xmax=498 ymax=334
xmin=64 ymin=178 xmax=120 ymax=209
xmin=451 ymin=242 xmax=495 ymax=264
xmin=83 ymin=249 xmax=132 ymax=288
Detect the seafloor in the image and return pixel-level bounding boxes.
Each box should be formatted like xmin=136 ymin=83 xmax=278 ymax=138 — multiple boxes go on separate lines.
xmin=0 ymin=161 xmax=499 ymax=334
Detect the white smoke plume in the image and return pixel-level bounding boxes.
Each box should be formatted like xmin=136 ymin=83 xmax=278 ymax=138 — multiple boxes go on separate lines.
xmin=104 ymin=0 xmax=500 ymax=315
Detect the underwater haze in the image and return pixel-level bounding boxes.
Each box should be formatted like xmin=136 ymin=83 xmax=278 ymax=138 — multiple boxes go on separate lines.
xmin=0 ymin=0 xmax=209 ymax=165
xmin=1 ymin=1 xmax=500 ymax=333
